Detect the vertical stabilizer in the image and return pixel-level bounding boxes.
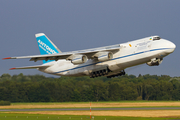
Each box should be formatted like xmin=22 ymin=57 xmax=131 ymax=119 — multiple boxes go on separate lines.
xmin=35 ymin=33 xmax=61 ymax=63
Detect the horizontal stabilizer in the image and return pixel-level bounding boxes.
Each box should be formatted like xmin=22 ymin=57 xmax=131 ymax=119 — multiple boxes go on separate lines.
xmin=9 ymin=64 xmax=50 ymax=70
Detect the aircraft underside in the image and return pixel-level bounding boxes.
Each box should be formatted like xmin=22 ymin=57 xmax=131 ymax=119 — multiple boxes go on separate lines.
xmin=52 ymin=51 xmax=167 ymax=78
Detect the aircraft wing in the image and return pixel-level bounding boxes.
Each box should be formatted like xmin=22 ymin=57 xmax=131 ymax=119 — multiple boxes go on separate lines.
xmin=9 ymin=64 xmax=50 ymax=70
xmin=3 ymin=44 xmax=120 ymax=62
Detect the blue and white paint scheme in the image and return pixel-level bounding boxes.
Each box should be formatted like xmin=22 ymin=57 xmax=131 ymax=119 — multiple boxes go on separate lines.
xmin=3 ymin=33 xmax=176 ymax=78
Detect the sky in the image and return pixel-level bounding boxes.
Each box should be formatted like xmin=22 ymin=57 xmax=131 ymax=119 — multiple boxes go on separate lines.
xmin=0 ymin=0 xmax=180 ymax=77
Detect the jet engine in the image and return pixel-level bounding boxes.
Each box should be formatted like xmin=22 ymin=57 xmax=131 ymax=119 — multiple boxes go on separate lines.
xmin=71 ymin=55 xmax=88 ymax=65
xmin=146 ymin=58 xmax=163 ymax=66
xmin=97 ymin=52 xmax=113 ymax=62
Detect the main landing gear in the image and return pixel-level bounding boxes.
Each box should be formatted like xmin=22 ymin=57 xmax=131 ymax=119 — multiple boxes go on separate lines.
xmin=89 ymin=69 xmax=110 ymax=78
xmin=107 ymin=70 xmax=125 ymax=78
xmin=89 ymin=69 xmax=125 ymax=78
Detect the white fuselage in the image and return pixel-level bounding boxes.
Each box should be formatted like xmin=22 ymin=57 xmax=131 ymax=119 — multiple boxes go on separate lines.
xmin=38 ymin=37 xmax=176 ymax=77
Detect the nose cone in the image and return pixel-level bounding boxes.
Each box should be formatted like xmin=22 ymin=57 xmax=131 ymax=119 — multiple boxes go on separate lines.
xmin=166 ymin=41 xmax=176 ymax=53
xmin=170 ymin=42 xmax=176 ymax=49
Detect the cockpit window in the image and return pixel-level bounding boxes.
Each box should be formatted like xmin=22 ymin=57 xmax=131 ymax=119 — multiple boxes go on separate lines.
xmin=153 ymin=36 xmax=161 ymax=40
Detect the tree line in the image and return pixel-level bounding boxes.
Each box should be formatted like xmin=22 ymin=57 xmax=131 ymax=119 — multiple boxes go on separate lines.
xmin=0 ymin=73 xmax=180 ymax=102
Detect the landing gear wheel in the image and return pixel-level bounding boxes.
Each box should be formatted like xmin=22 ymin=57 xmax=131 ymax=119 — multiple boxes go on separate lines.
xmin=122 ymin=70 xmax=125 ymax=75
xmin=99 ymin=70 xmax=103 ymax=76
xmin=105 ymin=69 xmax=108 ymax=75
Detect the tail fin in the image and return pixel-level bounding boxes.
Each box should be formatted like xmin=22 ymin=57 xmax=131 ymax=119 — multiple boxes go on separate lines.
xmin=35 ymin=33 xmax=61 ymax=64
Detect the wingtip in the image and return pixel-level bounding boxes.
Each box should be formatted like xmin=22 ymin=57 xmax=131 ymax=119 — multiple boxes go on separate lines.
xmin=2 ymin=57 xmax=11 ymax=60
xmin=9 ymin=68 xmax=16 ymax=70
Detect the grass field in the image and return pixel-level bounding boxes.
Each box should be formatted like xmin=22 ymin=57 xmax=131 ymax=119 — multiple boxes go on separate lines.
xmin=1 ymin=101 xmax=180 ymax=119
xmin=1 ymin=101 xmax=180 ymax=109
xmin=4 ymin=110 xmax=180 ymax=117
xmin=0 ymin=113 xmax=176 ymax=120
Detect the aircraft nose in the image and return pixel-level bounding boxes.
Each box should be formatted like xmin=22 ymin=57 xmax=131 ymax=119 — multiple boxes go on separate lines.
xmin=166 ymin=41 xmax=176 ymax=53
xmin=169 ymin=41 xmax=176 ymax=49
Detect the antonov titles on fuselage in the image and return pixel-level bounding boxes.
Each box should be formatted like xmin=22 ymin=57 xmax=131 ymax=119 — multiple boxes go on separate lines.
xmin=3 ymin=33 xmax=176 ymax=78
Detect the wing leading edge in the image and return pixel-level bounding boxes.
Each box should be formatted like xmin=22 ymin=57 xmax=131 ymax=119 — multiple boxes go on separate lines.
xmin=3 ymin=44 xmax=120 ymax=62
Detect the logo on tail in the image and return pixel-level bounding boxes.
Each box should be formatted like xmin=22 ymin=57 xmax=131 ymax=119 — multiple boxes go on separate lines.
xmin=38 ymin=39 xmax=57 ymax=54
xmin=35 ymin=33 xmax=61 ymax=64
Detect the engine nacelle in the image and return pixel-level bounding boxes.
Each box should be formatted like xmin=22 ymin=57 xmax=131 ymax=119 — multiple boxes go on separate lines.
xmin=97 ymin=52 xmax=113 ymax=62
xmin=146 ymin=58 xmax=163 ymax=66
xmin=71 ymin=55 xmax=88 ymax=65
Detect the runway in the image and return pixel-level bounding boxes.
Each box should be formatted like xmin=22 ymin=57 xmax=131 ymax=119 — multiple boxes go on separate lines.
xmin=0 ymin=107 xmax=180 ymax=112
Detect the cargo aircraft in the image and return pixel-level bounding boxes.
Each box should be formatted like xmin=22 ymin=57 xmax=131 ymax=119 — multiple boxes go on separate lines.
xmin=3 ymin=33 xmax=176 ymax=78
